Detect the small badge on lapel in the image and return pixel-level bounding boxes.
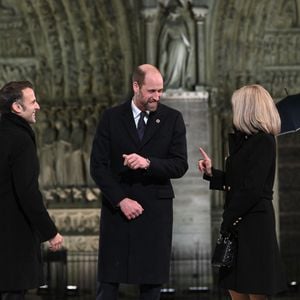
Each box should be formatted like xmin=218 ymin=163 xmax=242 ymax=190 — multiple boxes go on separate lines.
xmin=155 ymin=119 xmax=160 ymax=124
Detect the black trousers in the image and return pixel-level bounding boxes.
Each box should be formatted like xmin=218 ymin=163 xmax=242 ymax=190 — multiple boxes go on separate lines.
xmin=96 ymin=282 xmax=162 ymax=300
xmin=0 ymin=291 xmax=25 ymax=300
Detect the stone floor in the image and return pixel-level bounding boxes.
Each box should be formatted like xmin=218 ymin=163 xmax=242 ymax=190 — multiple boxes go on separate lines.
xmin=25 ymin=289 xmax=299 ymax=300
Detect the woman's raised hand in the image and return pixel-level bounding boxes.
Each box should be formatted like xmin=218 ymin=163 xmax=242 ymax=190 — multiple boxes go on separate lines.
xmin=198 ymin=147 xmax=212 ymax=176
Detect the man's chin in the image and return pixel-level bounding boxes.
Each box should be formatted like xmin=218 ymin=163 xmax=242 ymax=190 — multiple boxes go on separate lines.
xmin=29 ymin=117 xmax=36 ymax=124
xmin=147 ymin=103 xmax=158 ymax=112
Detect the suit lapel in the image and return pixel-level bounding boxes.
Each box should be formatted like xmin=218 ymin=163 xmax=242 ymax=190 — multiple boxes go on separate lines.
xmin=120 ymin=101 xmax=165 ymax=149
xmin=120 ymin=101 xmax=140 ymax=147
xmin=140 ymin=104 xmax=164 ymax=147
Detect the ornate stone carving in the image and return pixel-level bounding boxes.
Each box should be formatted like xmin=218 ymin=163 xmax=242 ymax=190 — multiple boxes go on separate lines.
xmin=36 ymin=0 xmax=64 ymax=99
xmin=1 ymin=0 xmax=130 ymax=103
xmin=46 ymin=209 xmax=100 ymax=251
xmin=48 ymin=0 xmax=78 ymax=99
xmin=212 ymin=0 xmax=300 ymax=101
xmin=33 ymin=103 xmax=106 ymax=197
xmin=48 ymin=209 xmax=100 ymax=235
xmin=58 ymin=236 xmax=99 ymax=252
xmin=191 ymin=6 xmax=208 ymax=22
xmin=0 ymin=61 xmax=37 ymax=90
xmin=141 ymin=7 xmax=158 ymax=22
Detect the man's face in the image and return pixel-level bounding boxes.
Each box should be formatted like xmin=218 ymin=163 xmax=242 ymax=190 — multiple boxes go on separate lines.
xmin=17 ymin=88 xmax=40 ymax=124
xmin=133 ymin=72 xmax=163 ymax=112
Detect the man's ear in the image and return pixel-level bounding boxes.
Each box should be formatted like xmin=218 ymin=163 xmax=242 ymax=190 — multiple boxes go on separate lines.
xmin=133 ymin=81 xmax=139 ymax=93
xmin=11 ymin=102 xmax=22 ymax=113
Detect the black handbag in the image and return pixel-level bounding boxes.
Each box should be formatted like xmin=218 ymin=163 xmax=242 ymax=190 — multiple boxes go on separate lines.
xmin=212 ymin=233 xmax=237 ymax=268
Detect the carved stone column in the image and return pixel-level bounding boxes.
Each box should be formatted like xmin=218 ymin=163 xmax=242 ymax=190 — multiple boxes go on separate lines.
xmin=141 ymin=8 xmax=159 ymax=65
xmin=161 ymin=90 xmax=211 ymax=286
xmin=191 ymin=6 xmax=208 ymax=89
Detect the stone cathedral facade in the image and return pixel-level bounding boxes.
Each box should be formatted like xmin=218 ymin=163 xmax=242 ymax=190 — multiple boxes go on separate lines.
xmin=0 ymin=0 xmax=299 ymax=284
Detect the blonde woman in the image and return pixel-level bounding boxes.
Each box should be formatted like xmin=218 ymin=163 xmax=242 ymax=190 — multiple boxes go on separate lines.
xmin=199 ymin=85 xmax=286 ymax=300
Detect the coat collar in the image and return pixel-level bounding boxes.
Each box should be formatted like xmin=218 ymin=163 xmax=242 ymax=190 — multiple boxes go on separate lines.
xmin=228 ymin=130 xmax=250 ymax=155
xmin=120 ymin=100 xmax=165 ymax=148
xmin=0 ymin=112 xmax=36 ymax=145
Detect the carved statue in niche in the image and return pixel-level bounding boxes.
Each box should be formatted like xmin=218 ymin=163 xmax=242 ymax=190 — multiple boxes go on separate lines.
xmin=82 ymin=106 xmax=98 ymax=186
xmin=36 ymin=56 xmax=52 ymax=100
xmin=81 ymin=106 xmax=101 ymax=202
xmin=55 ymin=110 xmax=72 ymax=188
xmin=69 ymin=109 xmax=86 ymax=187
xmin=27 ymin=101 xmax=108 ymax=207
xmin=158 ymin=0 xmax=191 ymax=90
xmin=38 ymin=110 xmax=57 ymax=189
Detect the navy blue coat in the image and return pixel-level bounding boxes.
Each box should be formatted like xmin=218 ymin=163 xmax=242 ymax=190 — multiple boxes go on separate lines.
xmin=206 ymin=131 xmax=286 ymax=295
xmin=90 ymin=100 xmax=188 ymax=284
xmin=0 ymin=113 xmax=57 ymax=290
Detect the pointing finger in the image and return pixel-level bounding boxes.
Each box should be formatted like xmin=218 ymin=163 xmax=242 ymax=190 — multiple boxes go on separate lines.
xmin=199 ymin=147 xmax=210 ymax=160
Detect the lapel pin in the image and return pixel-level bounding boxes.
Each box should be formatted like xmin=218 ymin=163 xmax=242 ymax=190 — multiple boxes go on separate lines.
xmin=156 ymin=119 xmax=160 ymax=124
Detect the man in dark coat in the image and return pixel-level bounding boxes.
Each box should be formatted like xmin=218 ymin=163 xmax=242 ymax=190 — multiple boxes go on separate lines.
xmin=90 ymin=64 xmax=188 ymax=300
xmin=0 ymin=81 xmax=63 ymax=300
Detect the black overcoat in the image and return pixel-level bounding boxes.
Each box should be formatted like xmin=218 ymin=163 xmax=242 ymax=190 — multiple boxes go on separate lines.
xmin=0 ymin=113 xmax=57 ymax=291
xmin=90 ymin=100 xmax=188 ymax=284
xmin=206 ymin=131 xmax=286 ymax=295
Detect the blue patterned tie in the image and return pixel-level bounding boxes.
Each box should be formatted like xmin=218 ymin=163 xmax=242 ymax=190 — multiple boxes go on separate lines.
xmin=137 ymin=111 xmax=147 ymax=140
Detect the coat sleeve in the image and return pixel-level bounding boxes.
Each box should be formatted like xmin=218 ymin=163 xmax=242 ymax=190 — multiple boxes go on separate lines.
xmin=145 ymin=112 xmax=188 ymax=179
xmin=11 ymin=137 xmax=57 ymax=242
xmin=90 ymin=109 xmax=127 ymax=207
xmin=221 ymin=134 xmax=276 ymax=232
xmin=203 ymin=168 xmax=225 ymax=190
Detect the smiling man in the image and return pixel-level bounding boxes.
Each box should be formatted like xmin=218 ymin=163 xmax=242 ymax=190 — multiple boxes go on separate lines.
xmin=0 ymin=81 xmax=63 ymax=300
xmin=90 ymin=64 xmax=188 ymax=300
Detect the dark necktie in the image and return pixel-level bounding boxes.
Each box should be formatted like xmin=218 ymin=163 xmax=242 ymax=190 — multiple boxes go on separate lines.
xmin=137 ymin=111 xmax=147 ymax=140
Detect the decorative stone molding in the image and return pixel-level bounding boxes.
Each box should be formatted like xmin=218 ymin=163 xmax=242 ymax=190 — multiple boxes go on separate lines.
xmin=48 ymin=209 xmax=100 ymax=235
xmin=163 ymin=90 xmax=208 ymax=99
xmin=56 ymin=235 xmax=99 ymax=252
xmin=141 ymin=7 xmax=159 ymax=22
xmin=191 ymin=6 xmax=208 ymax=22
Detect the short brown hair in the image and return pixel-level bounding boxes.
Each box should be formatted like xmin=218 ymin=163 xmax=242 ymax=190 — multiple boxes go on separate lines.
xmin=0 ymin=81 xmax=33 ymax=113
xmin=132 ymin=64 xmax=161 ymax=87
xmin=231 ymin=84 xmax=281 ymax=135
xmin=132 ymin=66 xmax=146 ymax=87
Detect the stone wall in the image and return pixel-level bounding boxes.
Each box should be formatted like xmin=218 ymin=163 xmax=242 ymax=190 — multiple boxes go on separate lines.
xmin=161 ymin=90 xmax=211 ymax=285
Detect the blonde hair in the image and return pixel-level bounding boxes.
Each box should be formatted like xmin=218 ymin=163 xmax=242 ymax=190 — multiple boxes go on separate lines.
xmin=231 ymin=84 xmax=281 ymax=135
